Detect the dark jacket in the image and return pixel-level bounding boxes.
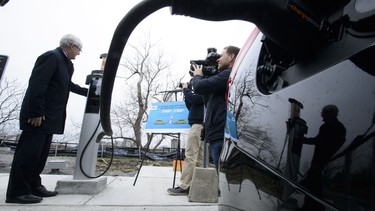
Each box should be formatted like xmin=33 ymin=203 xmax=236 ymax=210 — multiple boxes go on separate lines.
xmin=20 ymin=47 xmax=88 ymax=134
xmin=183 ymin=87 xmax=204 ymax=125
xmin=192 ymin=68 xmax=231 ymax=142
xmin=304 ymin=118 xmax=346 ymax=173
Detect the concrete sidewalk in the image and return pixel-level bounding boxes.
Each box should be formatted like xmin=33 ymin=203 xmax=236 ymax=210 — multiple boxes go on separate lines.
xmin=0 ymin=166 xmax=218 ymax=210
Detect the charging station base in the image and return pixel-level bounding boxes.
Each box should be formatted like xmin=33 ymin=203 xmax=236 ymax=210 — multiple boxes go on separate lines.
xmin=55 ymin=176 xmax=107 ymax=195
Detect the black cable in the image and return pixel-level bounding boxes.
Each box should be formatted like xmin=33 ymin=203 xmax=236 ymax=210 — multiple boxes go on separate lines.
xmin=100 ymin=0 xmax=171 ymax=136
xmin=79 ymin=120 xmax=114 ymax=178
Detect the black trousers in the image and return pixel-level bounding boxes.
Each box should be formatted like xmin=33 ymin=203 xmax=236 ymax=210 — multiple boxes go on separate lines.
xmin=6 ymin=131 xmax=53 ymax=198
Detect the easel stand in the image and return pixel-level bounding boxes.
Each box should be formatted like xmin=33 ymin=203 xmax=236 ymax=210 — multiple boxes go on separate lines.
xmin=133 ymin=133 xmax=182 ymax=187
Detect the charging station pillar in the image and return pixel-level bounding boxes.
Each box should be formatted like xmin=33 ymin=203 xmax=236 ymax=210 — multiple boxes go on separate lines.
xmin=55 ymin=54 xmax=107 ymax=194
xmin=73 ymin=69 xmax=103 ymax=179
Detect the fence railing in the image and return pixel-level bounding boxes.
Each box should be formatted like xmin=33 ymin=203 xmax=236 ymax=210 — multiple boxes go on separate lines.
xmin=1 ymin=140 xmax=183 ymax=161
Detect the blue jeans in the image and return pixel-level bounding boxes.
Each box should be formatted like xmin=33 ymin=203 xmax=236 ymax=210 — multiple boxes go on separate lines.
xmin=209 ymin=139 xmax=223 ymax=171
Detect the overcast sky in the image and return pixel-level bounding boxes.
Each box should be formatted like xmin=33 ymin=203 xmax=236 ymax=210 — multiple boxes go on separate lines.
xmin=0 ymin=0 xmax=255 ymax=142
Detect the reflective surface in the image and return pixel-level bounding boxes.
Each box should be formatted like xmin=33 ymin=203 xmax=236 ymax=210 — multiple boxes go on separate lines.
xmin=219 ymin=30 xmax=375 ymax=210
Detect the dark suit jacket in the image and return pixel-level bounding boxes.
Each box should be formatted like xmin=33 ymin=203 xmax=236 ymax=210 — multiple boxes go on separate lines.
xmin=304 ymin=118 xmax=346 ymax=173
xmin=20 ymin=47 xmax=88 ymax=134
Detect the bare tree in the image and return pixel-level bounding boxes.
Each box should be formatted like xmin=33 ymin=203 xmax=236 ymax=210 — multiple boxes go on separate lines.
xmin=227 ymin=68 xmax=279 ymax=165
xmin=0 ymin=78 xmax=24 ymax=139
xmin=111 ymin=34 xmax=181 ymax=148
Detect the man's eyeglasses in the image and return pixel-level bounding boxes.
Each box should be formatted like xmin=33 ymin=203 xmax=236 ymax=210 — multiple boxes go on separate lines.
xmin=72 ymin=44 xmax=82 ymax=52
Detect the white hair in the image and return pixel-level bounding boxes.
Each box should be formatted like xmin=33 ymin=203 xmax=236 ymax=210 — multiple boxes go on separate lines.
xmin=59 ymin=34 xmax=82 ymax=50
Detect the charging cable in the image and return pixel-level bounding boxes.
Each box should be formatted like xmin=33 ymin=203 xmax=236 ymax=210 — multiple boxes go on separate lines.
xmin=79 ymin=120 xmax=114 ymax=178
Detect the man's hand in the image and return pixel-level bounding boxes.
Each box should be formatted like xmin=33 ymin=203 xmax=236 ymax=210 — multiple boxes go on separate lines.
xmin=27 ymin=116 xmax=45 ymax=127
xmin=190 ymin=64 xmax=204 ymax=76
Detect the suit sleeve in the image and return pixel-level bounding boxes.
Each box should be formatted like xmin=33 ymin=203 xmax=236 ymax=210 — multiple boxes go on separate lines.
xmin=192 ymin=70 xmax=230 ymax=95
xmin=70 ymin=82 xmax=88 ymax=96
xmin=184 ymin=93 xmax=192 ymax=111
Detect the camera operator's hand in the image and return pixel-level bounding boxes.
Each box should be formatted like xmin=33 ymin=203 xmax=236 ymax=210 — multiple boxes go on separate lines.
xmin=190 ymin=64 xmax=203 ymax=76
xmin=181 ymin=82 xmax=189 ymax=89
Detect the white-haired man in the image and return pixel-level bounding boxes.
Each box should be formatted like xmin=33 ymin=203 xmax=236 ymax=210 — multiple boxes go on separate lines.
xmin=6 ymin=34 xmax=88 ymax=204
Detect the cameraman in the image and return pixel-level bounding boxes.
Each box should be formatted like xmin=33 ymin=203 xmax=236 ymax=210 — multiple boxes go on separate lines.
xmin=191 ymin=46 xmax=240 ymax=171
xmin=167 ymin=81 xmax=204 ymax=195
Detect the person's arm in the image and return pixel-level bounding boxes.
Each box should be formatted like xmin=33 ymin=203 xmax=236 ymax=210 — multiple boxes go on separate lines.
xmin=181 ymin=82 xmax=192 ymax=110
xmin=192 ymin=66 xmax=230 ymax=95
xmin=70 ymin=82 xmax=88 ymax=96
xmin=184 ymin=88 xmax=203 ymax=105
xmin=303 ymin=125 xmax=324 ymax=145
xmin=303 ymin=137 xmax=317 ymax=145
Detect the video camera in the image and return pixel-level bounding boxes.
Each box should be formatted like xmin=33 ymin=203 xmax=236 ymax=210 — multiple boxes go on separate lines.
xmin=190 ymin=48 xmax=220 ymax=77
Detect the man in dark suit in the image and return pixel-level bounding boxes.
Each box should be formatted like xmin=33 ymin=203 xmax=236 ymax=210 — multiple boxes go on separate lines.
xmin=6 ymin=34 xmax=88 ymax=204
xmin=300 ymin=104 xmax=346 ymax=210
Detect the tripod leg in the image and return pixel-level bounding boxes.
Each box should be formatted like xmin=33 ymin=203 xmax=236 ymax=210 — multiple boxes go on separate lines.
xmin=172 ymin=133 xmax=181 ymax=188
xmin=133 ymin=133 xmax=153 ymax=186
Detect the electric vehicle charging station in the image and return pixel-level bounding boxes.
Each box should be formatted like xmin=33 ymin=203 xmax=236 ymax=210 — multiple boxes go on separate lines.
xmin=55 ymin=54 xmax=108 ymax=194
xmin=73 ymin=54 xmax=105 ymax=180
